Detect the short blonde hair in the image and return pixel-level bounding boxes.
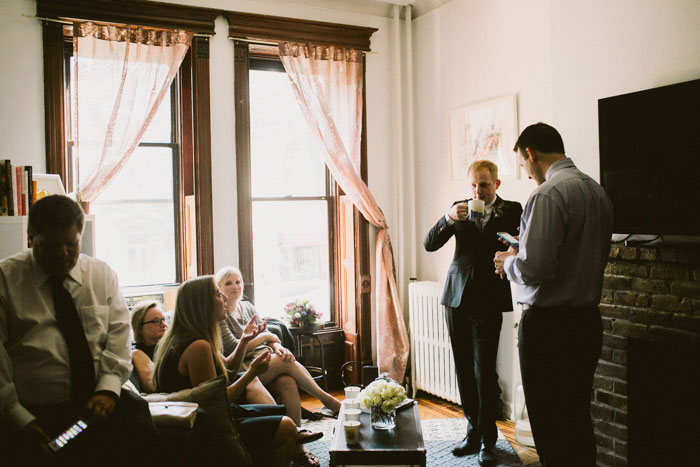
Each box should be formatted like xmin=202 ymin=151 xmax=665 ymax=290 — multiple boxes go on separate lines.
xmin=467 ymin=160 xmax=499 ymax=183
xmin=215 ymin=266 xmax=242 ymax=289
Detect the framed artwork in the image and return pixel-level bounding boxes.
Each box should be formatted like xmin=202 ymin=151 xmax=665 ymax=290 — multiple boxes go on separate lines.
xmin=449 ymin=94 xmax=519 ymax=180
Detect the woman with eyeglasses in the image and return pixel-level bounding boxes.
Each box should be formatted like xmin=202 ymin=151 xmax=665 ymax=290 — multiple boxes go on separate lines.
xmin=130 ymin=300 xmax=169 ymax=393
xmin=151 ymin=276 xmax=300 ymax=467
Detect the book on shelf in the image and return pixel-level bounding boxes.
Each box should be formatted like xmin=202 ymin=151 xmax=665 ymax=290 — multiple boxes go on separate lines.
xmin=1 ymin=160 xmax=12 ymax=216
xmin=0 ymin=160 xmax=34 ymax=216
xmin=25 ymin=165 xmax=33 ymax=213
xmin=15 ymin=165 xmax=23 ymax=216
xmin=1 ymin=160 xmax=13 ymax=216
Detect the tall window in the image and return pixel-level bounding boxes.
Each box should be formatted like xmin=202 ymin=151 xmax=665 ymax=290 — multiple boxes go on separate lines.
xmin=248 ymin=63 xmax=333 ymax=320
xmin=63 ymin=33 xmax=181 ymax=287
xmin=229 ymin=11 xmax=376 ymax=383
xmin=41 ymin=1 xmax=218 ymax=282
xmin=88 ymin=89 xmax=180 ymax=286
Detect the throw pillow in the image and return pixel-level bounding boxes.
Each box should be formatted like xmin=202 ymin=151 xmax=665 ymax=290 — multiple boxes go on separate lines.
xmin=143 ymin=376 xmax=252 ymax=467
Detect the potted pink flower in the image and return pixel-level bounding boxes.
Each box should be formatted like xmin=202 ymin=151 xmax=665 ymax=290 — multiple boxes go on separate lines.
xmin=283 ymin=299 xmax=321 ymax=329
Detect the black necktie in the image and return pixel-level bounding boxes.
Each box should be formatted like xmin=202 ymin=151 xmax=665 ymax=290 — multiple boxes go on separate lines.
xmin=50 ymin=276 xmax=95 ymax=405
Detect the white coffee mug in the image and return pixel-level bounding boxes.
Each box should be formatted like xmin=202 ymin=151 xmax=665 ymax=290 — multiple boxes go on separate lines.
xmin=343 ymin=421 xmax=361 ymax=445
xmin=343 ymin=398 xmax=360 ymax=410
xmin=468 ymin=199 xmax=485 ymax=220
xmin=344 ymin=408 xmax=361 ymax=422
xmin=344 ymin=386 xmax=361 ymax=400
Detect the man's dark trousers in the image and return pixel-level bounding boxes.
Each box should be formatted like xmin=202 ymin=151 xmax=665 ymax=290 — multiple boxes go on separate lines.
xmin=446 ymin=283 xmax=503 ymax=446
xmin=518 ymin=305 xmax=602 ymax=467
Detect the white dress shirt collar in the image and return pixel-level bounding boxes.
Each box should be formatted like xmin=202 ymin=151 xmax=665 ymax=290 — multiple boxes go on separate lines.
xmin=30 ymin=250 xmax=84 ymax=288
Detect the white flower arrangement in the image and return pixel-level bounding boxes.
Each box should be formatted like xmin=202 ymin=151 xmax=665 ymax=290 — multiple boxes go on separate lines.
xmin=357 ymin=374 xmax=407 ymax=414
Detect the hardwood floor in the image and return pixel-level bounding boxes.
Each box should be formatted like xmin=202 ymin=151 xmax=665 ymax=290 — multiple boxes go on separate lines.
xmin=300 ymin=389 xmax=540 ymax=466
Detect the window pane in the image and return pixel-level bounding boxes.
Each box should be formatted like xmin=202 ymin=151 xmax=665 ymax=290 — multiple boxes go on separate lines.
xmin=141 ymin=87 xmax=172 ymax=143
xmin=249 ymin=70 xmax=326 ymax=197
xmin=91 ymin=147 xmax=176 ymax=286
xmin=98 ymin=147 xmax=174 ymax=201
xmin=252 ymin=200 xmax=330 ymax=321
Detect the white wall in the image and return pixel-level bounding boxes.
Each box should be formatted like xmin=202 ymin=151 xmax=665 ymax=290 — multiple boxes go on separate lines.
xmin=550 ymin=0 xmax=700 ymax=179
xmin=0 ymin=0 xmax=45 ymax=170
xmin=412 ymin=0 xmax=700 ymax=416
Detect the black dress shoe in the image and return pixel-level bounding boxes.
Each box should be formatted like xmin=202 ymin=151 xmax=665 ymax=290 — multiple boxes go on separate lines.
xmin=452 ymin=435 xmax=480 ymax=456
xmin=478 ymin=445 xmax=497 ymax=466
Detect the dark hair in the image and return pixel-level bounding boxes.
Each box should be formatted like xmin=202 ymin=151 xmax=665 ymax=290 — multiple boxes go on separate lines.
xmin=513 ymin=122 xmax=565 ymax=157
xmin=27 ymin=195 xmax=84 ymax=236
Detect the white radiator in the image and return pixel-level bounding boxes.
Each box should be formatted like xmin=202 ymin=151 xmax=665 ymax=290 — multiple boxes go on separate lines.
xmin=408 ymin=281 xmax=461 ymax=404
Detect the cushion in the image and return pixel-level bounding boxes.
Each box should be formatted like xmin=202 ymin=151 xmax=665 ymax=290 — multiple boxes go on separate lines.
xmin=148 ymin=401 xmax=198 ymax=429
xmin=142 ymin=376 xmax=252 ymax=467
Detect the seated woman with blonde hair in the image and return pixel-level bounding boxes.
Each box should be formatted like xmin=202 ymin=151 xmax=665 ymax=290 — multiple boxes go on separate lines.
xmin=151 ymin=275 xmax=300 ymax=467
xmin=215 ymin=266 xmax=342 ymax=424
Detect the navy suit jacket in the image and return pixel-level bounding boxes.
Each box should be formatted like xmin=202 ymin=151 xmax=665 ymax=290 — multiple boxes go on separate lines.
xmin=424 ymin=196 xmax=522 ymax=312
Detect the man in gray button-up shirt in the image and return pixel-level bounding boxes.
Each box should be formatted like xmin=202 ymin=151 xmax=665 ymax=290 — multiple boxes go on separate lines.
xmin=494 ymin=123 xmax=613 ymax=467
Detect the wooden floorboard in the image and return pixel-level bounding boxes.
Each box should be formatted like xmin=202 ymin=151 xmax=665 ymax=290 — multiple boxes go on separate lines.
xmin=300 ymin=389 xmax=539 ymax=465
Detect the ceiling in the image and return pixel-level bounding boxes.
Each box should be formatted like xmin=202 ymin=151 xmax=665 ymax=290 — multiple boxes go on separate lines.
xmin=253 ymin=0 xmax=452 ymax=19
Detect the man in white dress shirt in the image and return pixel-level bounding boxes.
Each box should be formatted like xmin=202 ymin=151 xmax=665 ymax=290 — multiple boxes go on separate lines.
xmin=0 ymin=195 xmax=158 ymax=466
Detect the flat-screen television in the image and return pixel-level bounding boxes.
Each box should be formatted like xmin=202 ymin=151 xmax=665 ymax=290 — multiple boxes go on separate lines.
xmin=598 ymin=78 xmax=700 ymax=235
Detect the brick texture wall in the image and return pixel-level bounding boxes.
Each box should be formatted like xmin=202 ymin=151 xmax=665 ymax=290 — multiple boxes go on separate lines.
xmin=594 ymin=243 xmax=700 ymax=467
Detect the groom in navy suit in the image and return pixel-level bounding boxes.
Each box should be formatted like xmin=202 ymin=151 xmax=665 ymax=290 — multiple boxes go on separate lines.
xmin=424 ymin=160 xmax=522 ymax=466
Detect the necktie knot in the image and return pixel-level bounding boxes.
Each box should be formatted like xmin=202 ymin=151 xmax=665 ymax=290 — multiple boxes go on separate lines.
xmin=49 ymin=275 xmax=67 ymax=289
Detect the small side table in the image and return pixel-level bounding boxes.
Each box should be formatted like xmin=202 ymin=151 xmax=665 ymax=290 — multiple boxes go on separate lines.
xmin=289 ymin=326 xmax=328 ymax=390
xmin=329 ymin=403 xmax=426 ymax=466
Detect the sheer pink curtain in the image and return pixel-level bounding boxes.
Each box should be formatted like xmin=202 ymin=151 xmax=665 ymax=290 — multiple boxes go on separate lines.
xmin=279 ymin=42 xmax=409 ymax=382
xmin=72 ymin=22 xmax=191 ymax=203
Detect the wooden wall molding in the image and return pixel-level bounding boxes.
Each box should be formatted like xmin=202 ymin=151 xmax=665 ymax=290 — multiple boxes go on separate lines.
xmin=233 ymin=40 xmax=255 ymax=300
xmin=225 ymin=11 xmax=377 ymax=51
xmin=42 ymin=22 xmax=66 ymax=186
xmin=37 ymin=0 xmax=222 ymax=35
xmin=192 ymin=36 xmax=215 ymax=274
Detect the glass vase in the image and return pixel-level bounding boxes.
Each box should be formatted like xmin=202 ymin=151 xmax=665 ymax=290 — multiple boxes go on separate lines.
xmin=370 ymin=406 xmax=396 ymax=430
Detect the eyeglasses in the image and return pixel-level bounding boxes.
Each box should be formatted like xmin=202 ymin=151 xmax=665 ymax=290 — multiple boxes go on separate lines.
xmin=142 ymin=317 xmax=170 ymax=327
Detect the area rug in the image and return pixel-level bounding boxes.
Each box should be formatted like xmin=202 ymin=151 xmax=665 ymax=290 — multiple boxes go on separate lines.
xmin=301 ymin=417 xmax=523 ymax=466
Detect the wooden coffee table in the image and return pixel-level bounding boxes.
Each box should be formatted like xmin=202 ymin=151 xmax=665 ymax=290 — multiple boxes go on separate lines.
xmin=329 ymin=403 xmax=426 ymax=466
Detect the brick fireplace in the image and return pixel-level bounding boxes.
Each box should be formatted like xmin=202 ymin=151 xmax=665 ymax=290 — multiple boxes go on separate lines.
xmin=594 ymin=243 xmax=700 ymax=467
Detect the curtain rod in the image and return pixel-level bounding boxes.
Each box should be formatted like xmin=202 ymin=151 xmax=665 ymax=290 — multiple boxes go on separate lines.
xmin=230 ymin=37 xmax=377 ymax=54
xmin=21 ymin=14 xmax=213 ymax=37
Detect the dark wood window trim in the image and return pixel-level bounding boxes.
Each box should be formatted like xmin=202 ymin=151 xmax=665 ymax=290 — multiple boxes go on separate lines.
xmin=37 ymin=0 xmax=222 ymax=35
xmin=226 ymin=11 xmax=377 ymax=51
xmin=191 ymin=37 xmax=215 ymax=275
xmin=42 ymin=21 xmax=67 ymax=190
xmin=40 ymin=0 xmax=216 ymax=276
xmin=233 ymin=41 xmax=254 ymax=298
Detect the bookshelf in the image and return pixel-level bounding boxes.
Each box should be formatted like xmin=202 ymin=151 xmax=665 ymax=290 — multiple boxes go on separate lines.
xmin=0 ymin=215 xmax=95 ymax=261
